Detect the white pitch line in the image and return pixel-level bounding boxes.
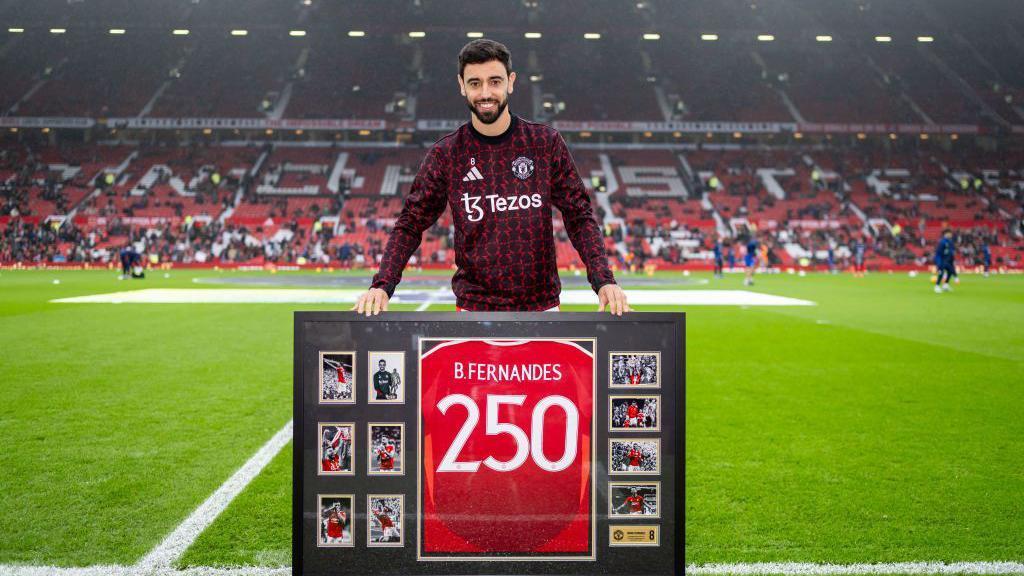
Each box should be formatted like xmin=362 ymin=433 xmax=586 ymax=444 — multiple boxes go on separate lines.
xmin=415 ymin=286 xmax=449 ymax=311
xmin=52 ymin=288 xmax=815 ymax=307
xmin=1 ymin=405 xmax=1018 ymax=576
xmin=134 ymin=419 xmax=293 ymax=570
xmin=687 ymin=562 xmax=1024 ymax=575
xmin=0 ymin=420 xmax=294 ymax=576
xmin=3 ymin=561 xmax=1023 ymax=576
xmin=0 ymin=567 xmax=289 ymax=576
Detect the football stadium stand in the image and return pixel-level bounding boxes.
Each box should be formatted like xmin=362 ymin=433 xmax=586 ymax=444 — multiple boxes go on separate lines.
xmin=2 ymin=0 xmax=1023 ymax=271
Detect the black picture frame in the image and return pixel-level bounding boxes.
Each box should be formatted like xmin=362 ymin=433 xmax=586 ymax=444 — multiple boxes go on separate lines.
xmin=294 ymin=311 xmax=685 ymax=576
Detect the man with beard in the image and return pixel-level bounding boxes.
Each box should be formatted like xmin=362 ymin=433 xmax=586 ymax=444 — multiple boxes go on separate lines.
xmin=615 ymin=487 xmax=650 ymax=515
xmin=376 ymin=437 xmax=396 ymax=472
xmin=625 ymin=400 xmax=642 ymax=428
xmin=353 ymin=39 xmax=629 ymax=314
xmin=323 ymin=503 xmax=348 ymax=544
xmin=321 ymin=426 xmax=348 ymax=472
xmin=372 ymin=503 xmax=400 ymax=542
xmin=625 ymin=443 xmax=644 ymax=472
xmin=373 ymin=358 xmax=393 ymax=400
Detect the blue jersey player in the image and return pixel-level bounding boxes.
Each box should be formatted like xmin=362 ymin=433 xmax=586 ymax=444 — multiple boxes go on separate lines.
xmin=934 ymin=229 xmax=957 ymax=293
xmin=713 ymin=237 xmax=724 ymax=279
xmin=981 ymin=242 xmax=992 ymax=277
xmin=119 ymin=245 xmax=132 ymax=278
xmin=744 ymin=236 xmax=758 ymax=286
xmin=852 ymin=236 xmax=866 ymax=277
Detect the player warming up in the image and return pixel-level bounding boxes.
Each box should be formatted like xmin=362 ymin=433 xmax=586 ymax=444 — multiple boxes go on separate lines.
xmin=981 ymin=241 xmax=992 ymax=277
xmin=852 ymin=236 xmax=867 ymax=277
xmin=743 ymin=235 xmax=758 ymax=286
xmin=713 ymin=236 xmax=724 ymax=279
xmin=934 ymin=229 xmax=958 ymax=293
xmin=352 ymin=39 xmax=629 ymax=315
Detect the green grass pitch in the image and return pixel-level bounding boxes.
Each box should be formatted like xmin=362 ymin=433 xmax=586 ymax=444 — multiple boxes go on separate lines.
xmin=0 ymin=268 xmax=1021 ymax=569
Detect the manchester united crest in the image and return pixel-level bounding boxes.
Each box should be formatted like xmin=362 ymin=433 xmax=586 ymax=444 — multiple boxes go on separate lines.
xmin=511 ymin=156 xmax=535 ymax=180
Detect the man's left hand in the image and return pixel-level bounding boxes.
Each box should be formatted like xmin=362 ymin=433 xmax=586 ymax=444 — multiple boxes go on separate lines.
xmin=598 ymin=284 xmax=631 ymax=316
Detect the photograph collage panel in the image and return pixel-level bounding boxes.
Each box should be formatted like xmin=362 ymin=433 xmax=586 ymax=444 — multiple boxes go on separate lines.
xmin=317 ymin=494 xmax=354 ymax=547
xmin=367 ymin=494 xmax=404 ymax=547
xmin=609 ymin=438 xmax=661 ymax=475
xmin=319 ymin=351 xmax=356 ymax=403
xmin=318 ymin=423 xmax=354 ymax=476
xmin=608 ymin=482 xmax=660 ymax=519
xmin=368 ymin=423 xmax=404 ymax=475
xmin=609 ymin=395 xmax=660 ymax=432
xmin=609 ymin=352 xmax=661 ymax=388
xmin=368 ymin=351 xmax=405 ymax=404
xmin=315 ymin=348 xmax=411 ymax=549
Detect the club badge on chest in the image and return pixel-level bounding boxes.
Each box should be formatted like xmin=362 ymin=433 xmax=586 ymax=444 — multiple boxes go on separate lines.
xmin=512 ymin=156 xmax=535 ymax=180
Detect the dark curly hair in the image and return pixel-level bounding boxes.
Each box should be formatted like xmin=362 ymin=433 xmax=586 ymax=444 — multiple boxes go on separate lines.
xmin=458 ymin=39 xmax=512 ymax=78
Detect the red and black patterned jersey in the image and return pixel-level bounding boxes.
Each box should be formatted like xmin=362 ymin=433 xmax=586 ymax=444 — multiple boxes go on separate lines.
xmin=370 ymin=115 xmax=615 ymax=311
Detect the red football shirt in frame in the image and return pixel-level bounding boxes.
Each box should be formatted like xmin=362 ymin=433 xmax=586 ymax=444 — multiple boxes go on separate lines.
xmin=419 ymin=339 xmax=595 ymax=560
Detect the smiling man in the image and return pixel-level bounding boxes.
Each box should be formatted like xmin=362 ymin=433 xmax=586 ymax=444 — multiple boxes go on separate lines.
xmin=354 ymin=39 xmax=629 ymax=314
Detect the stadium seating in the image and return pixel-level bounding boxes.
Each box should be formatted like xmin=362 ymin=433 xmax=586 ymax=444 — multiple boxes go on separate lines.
xmin=2 ymin=0 xmax=1024 ymax=269
xmin=3 ymin=138 xmax=1023 ymax=269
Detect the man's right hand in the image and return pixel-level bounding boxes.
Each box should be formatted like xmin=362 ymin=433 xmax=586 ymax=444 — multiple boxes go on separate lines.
xmin=352 ymin=288 xmax=389 ymax=316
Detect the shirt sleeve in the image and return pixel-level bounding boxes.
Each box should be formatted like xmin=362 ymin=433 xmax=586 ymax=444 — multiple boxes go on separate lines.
xmin=548 ymin=132 xmax=616 ymax=294
xmin=370 ymin=145 xmax=449 ymax=298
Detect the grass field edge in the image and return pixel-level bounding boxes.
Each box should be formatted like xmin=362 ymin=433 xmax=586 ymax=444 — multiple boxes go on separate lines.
xmin=686 ymin=562 xmax=1024 ymax=575
xmin=139 ymin=420 xmax=293 ymax=570
xmin=3 ymin=560 xmax=1024 ymax=576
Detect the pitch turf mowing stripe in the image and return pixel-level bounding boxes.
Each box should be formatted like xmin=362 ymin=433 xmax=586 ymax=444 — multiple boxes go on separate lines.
xmin=732 ymin=273 xmax=1024 ymax=362
xmin=0 ymin=566 xmax=291 ymax=575
xmin=176 ymin=444 xmax=292 ymax=568
xmin=3 ymin=562 xmax=1024 ymax=576
xmin=0 ymin=270 xmax=416 ymax=565
xmin=681 ymin=306 xmax=1024 ymax=564
xmin=3 ymin=271 xmax=1023 ymax=568
xmin=0 ymin=304 xmax=291 ymax=565
xmin=138 ymin=421 xmax=292 ymax=569
xmin=179 ymin=303 xmax=1024 ymax=567
xmin=686 ymin=561 xmax=1024 ymax=574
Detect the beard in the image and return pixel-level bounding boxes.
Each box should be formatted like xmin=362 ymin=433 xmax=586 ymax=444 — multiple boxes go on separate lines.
xmin=466 ymin=92 xmax=509 ymax=124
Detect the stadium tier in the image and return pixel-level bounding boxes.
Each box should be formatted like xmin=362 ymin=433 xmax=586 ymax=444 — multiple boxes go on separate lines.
xmin=1 ymin=0 xmax=1023 ymax=270
xmin=3 ymin=139 xmax=1022 ymax=270
xmin=2 ymin=0 xmax=1024 ymax=126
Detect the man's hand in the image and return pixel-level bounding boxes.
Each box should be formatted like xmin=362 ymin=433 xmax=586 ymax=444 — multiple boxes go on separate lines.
xmin=598 ymin=284 xmax=631 ymax=316
xmin=352 ymin=288 xmax=389 ymax=316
